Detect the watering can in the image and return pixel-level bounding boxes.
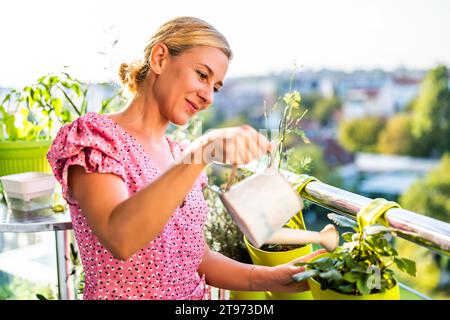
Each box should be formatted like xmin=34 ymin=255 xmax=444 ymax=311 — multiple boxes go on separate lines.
xmin=216 ymin=156 xmax=339 ymax=252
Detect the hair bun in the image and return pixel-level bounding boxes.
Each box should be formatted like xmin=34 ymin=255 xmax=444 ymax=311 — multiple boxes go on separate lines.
xmin=118 ymin=61 xmax=147 ymax=94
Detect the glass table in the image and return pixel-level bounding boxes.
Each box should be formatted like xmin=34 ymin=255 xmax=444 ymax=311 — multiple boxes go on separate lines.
xmin=0 ymin=201 xmax=74 ymax=300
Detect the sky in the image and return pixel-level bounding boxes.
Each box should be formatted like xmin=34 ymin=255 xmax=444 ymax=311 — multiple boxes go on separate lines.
xmin=1 ymin=0 xmax=450 ymax=87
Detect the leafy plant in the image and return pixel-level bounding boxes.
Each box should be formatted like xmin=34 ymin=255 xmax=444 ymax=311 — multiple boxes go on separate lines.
xmin=0 ymin=72 xmax=122 ymax=141
xmin=0 ymin=73 xmax=83 ymax=141
xmin=293 ymin=213 xmax=416 ymax=295
xmin=270 ymin=70 xmax=309 ymax=170
xmin=257 ymin=69 xmax=310 ymax=252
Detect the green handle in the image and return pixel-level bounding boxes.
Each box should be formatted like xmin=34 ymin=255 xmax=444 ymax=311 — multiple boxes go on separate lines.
xmin=357 ymin=198 xmax=400 ymax=231
xmin=295 ymin=174 xmax=319 ymax=195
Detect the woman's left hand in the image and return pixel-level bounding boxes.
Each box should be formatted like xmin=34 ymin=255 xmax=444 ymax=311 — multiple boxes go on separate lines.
xmin=256 ymin=249 xmax=327 ymax=293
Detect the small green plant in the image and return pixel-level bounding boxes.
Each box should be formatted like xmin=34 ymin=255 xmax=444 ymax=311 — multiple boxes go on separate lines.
xmin=0 ymin=73 xmax=85 ymax=141
xmin=293 ymin=214 xmax=416 ymax=295
xmin=269 ymin=69 xmax=309 ymax=170
xmin=258 ymin=68 xmax=311 ymax=253
xmin=0 ymin=72 xmax=123 ymax=141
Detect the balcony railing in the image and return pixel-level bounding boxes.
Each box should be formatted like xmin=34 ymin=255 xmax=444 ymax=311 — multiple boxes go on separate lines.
xmin=280 ymin=170 xmax=450 ymax=256
xmin=241 ymin=161 xmax=450 ymax=256
xmin=227 ymin=162 xmax=450 ymax=300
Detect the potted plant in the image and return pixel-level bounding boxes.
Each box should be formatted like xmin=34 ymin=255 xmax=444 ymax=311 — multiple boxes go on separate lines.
xmin=241 ymin=71 xmax=317 ymax=300
xmin=0 ymin=72 xmax=123 ymax=177
xmin=0 ymin=72 xmax=87 ymax=176
xmin=293 ymin=201 xmax=417 ymax=300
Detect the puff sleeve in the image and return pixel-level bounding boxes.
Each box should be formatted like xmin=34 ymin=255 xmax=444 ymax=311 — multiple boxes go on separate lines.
xmin=47 ymin=113 xmax=127 ymax=205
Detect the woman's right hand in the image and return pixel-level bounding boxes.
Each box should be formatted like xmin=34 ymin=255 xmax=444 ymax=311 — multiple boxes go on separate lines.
xmin=180 ymin=125 xmax=273 ymax=166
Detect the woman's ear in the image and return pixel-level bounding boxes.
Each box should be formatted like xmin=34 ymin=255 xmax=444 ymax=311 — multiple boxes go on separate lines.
xmin=149 ymin=43 xmax=170 ymax=74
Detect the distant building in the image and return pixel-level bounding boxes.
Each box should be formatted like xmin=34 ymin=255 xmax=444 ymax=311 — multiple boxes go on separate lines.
xmin=214 ymin=76 xmax=278 ymax=124
xmin=342 ymin=87 xmax=381 ymax=119
xmin=377 ymin=76 xmax=421 ymax=115
xmin=339 ymin=153 xmax=439 ymax=199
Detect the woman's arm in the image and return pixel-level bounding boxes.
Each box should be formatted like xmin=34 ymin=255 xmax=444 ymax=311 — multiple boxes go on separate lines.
xmin=69 ymin=162 xmax=206 ymax=260
xmin=68 ymin=125 xmax=272 ymax=261
xmin=198 ymin=245 xmax=327 ymax=292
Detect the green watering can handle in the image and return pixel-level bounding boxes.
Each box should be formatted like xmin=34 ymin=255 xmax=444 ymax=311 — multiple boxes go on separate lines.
xmin=357 ymin=198 xmax=401 ymax=231
xmin=295 ymin=174 xmax=319 ymax=195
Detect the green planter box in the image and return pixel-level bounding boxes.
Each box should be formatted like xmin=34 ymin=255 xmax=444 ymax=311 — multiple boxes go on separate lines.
xmin=0 ymin=140 xmax=52 ymax=177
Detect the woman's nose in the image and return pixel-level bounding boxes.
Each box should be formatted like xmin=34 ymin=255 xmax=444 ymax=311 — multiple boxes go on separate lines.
xmin=198 ymin=86 xmax=214 ymax=107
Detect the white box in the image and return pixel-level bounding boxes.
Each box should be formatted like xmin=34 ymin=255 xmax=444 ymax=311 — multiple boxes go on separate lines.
xmin=0 ymin=172 xmax=56 ymax=211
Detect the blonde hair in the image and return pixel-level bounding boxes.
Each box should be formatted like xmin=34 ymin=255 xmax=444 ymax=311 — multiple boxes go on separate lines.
xmin=119 ymin=16 xmax=233 ymax=94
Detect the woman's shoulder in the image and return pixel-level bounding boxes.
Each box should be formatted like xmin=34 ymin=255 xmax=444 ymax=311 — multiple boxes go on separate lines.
xmin=49 ymin=112 xmax=126 ymax=161
xmin=47 ymin=112 xmax=129 ymax=204
xmin=55 ymin=112 xmax=120 ymax=141
xmin=71 ymin=111 xmax=115 ymax=129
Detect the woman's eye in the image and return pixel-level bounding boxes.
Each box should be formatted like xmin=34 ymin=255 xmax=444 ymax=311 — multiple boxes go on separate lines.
xmin=196 ymin=70 xmax=208 ymax=80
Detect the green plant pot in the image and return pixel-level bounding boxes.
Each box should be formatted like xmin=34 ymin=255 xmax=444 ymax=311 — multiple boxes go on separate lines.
xmin=0 ymin=140 xmax=52 ymax=177
xmin=306 ymin=253 xmax=400 ymax=300
xmin=229 ymin=290 xmax=266 ymax=300
xmin=243 ymin=211 xmax=313 ymax=300
xmin=245 ymin=237 xmax=313 ymax=300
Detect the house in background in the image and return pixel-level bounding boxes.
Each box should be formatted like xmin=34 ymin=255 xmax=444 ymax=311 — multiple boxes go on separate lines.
xmin=339 ymin=153 xmax=439 ymax=200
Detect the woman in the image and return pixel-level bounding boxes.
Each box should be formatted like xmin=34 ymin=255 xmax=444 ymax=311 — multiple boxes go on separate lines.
xmin=47 ymin=16 xmax=324 ymax=300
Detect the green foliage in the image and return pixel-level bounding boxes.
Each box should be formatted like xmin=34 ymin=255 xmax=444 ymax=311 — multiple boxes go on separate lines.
xmin=0 ymin=73 xmax=86 ymax=141
xmin=299 ymin=93 xmax=322 ymax=115
xmin=0 ymin=276 xmax=56 ymax=300
xmin=293 ymin=214 xmax=416 ymax=296
xmin=282 ymin=144 xmax=342 ymax=186
xmin=400 ymin=153 xmax=450 ymax=222
xmin=411 ymin=65 xmax=450 ymax=156
xmin=338 ymin=117 xmax=386 ymax=153
xmin=268 ymin=70 xmax=310 ymax=170
xmin=312 ymin=96 xmax=342 ymax=126
xmin=377 ymin=114 xmax=422 ymax=156
xmin=0 ymin=72 xmax=123 ymax=141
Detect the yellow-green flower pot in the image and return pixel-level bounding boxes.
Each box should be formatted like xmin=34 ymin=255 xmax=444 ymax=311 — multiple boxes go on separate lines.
xmin=229 ymin=290 xmax=266 ymax=300
xmin=0 ymin=140 xmax=52 ymax=176
xmin=306 ymin=253 xmax=400 ymax=300
xmin=243 ymin=211 xmax=313 ymax=300
xmin=245 ymin=237 xmax=313 ymax=300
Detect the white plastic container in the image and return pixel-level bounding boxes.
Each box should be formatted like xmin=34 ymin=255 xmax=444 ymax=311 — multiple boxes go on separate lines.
xmin=0 ymin=172 xmax=56 ymax=211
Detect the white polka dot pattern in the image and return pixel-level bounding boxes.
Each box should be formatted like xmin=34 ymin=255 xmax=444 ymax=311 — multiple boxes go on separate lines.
xmin=47 ymin=112 xmax=209 ymax=300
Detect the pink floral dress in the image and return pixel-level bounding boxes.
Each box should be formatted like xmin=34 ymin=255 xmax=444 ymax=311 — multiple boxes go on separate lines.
xmin=47 ymin=112 xmax=209 ymax=300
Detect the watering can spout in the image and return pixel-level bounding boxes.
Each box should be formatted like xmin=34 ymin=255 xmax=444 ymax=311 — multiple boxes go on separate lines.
xmin=265 ymin=224 xmax=340 ymax=252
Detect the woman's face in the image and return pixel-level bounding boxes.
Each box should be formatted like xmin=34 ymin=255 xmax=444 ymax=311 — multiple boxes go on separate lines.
xmin=152 ymin=45 xmax=229 ymax=125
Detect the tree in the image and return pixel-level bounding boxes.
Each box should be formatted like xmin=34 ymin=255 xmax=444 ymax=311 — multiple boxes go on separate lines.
xmin=411 ymin=65 xmax=450 ymax=156
xmin=338 ymin=117 xmax=386 ymax=153
xmin=400 ymin=153 xmax=450 ymax=222
xmin=312 ymin=96 xmax=342 ymax=126
xmin=282 ymin=144 xmax=341 ymax=186
xmin=398 ymin=153 xmax=450 ymax=297
xmin=298 ymin=92 xmax=322 ymax=120
xmin=377 ymin=114 xmax=423 ymax=156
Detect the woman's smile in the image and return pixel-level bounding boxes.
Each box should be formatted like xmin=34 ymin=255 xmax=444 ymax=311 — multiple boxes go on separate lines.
xmin=185 ymin=99 xmax=200 ymax=114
